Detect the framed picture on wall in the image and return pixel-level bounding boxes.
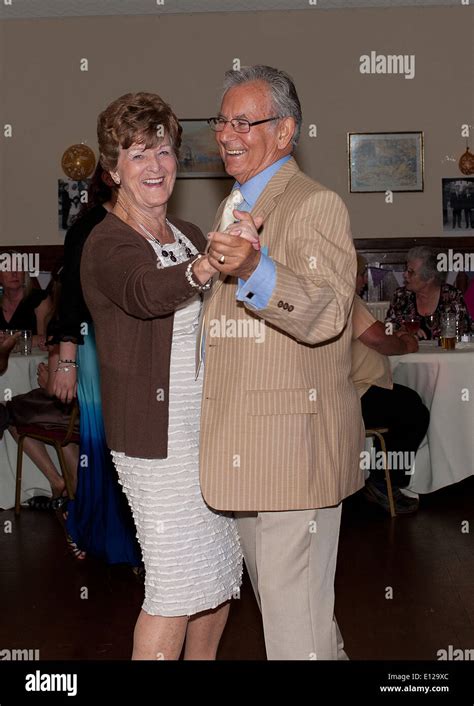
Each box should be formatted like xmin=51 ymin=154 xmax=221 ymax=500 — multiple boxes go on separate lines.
xmin=58 ymin=178 xmax=91 ymax=234
xmin=442 ymin=177 xmax=474 ymax=232
xmin=348 ymin=132 xmax=424 ymax=192
xmin=177 ymin=119 xmax=227 ymax=178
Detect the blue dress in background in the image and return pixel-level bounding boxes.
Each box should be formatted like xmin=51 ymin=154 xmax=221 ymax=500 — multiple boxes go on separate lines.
xmin=66 ymin=324 xmax=141 ymax=566
xmin=58 ymin=204 xmax=141 ymax=566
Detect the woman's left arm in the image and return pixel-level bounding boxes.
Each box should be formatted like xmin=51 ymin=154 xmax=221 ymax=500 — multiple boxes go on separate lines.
xmin=45 ymin=344 xmax=60 ymax=397
xmin=34 ymin=295 xmax=53 ymax=348
xmin=83 ymin=231 xmax=211 ymax=319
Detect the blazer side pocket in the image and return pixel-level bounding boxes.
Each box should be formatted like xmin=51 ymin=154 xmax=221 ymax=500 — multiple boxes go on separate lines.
xmin=246 ymin=388 xmax=318 ymax=416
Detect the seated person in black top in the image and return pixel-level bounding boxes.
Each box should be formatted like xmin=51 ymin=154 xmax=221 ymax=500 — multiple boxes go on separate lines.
xmin=0 ymin=332 xmax=21 ymax=439
xmin=0 ymin=265 xmax=52 ymax=348
xmin=6 ymin=275 xmax=79 ymax=509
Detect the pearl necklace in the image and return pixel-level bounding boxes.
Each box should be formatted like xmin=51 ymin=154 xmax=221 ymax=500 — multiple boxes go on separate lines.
xmin=138 ymin=222 xmax=193 ymax=263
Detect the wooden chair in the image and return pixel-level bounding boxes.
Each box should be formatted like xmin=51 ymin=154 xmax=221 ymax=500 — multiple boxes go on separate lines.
xmin=365 ymin=427 xmax=396 ymax=518
xmin=14 ymin=402 xmax=79 ymax=515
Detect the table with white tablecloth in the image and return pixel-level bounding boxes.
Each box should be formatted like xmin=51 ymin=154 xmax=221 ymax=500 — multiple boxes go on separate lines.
xmin=389 ymin=341 xmax=474 ymax=494
xmin=0 ymin=351 xmax=52 ymax=509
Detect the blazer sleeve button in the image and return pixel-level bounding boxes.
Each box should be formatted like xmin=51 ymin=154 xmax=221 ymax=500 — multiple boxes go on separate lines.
xmin=277 ymin=300 xmax=284 ymax=308
xmin=288 ymin=305 xmax=294 ymax=312
xmin=283 ymin=302 xmax=289 ymax=310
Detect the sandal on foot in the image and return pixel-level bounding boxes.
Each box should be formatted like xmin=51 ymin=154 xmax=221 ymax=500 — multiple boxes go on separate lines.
xmin=66 ymin=534 xmax=87 ymax=560
xmin=50 ymin=496 xmax=68 ymax=511
xmin=132 ymin=565 xmax=145 ymax=581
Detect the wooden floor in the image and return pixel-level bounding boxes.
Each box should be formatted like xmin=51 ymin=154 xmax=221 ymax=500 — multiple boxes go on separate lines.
xmin=0 ymin=476 xmax=472 ymax=661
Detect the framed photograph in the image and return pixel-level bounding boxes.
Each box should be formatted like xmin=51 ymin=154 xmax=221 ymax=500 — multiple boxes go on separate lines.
xmin=58 ymin=178 xmax=91 ymax=234
xmin=348 ymin=132 xmax=424 ymax=192
xmin=177 ymin=119 xmax=227 ymax=178
xmin=442 ymin=177 xmax=474 ymax=232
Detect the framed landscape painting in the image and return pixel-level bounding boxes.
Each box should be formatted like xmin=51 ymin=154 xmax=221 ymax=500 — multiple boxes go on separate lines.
xmin=348 ymin=132 xmax=424 ymax=192
xmin=177 ymin=119 xmax=227 ymax=178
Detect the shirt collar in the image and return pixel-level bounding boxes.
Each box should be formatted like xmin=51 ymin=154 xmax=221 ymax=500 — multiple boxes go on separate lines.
xmin=235 ymin=155 xmax=291 ymax=210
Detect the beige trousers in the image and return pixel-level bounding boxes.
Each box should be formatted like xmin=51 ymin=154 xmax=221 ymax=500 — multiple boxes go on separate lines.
xmin=236 ymin=504 xmax=348 ymax=661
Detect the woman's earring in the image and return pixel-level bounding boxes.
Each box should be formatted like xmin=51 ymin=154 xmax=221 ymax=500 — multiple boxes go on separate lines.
xmin=111 ymin=173 xmax=121 ymax=185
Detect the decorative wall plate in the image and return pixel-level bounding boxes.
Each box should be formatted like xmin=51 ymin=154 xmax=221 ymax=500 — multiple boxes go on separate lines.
xmin=459 ymin=147 xmax=474 ymax=176
xmin=61 ymin=144 xmax=96 ymax=180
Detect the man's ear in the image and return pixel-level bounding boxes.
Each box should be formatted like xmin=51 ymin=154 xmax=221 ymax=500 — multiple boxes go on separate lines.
xmin=277 ymin=117 xmax=296 ymax=150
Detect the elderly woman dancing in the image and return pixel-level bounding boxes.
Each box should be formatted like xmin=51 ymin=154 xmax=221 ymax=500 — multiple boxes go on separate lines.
xmin=80 ymin=93 xmax=242 ymax=660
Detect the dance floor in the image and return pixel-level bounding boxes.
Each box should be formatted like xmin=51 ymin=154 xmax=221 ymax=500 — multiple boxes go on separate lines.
xmin=0 ymin=476 xmax=473 ymax=661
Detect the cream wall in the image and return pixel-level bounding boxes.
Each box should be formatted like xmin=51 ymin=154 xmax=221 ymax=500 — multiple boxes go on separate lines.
xmin=0 ymin=6 xmax=472 ymax=245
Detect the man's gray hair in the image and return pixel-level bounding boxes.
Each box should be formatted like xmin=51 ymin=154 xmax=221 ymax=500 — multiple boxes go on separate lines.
xmin=407 ymin=246 xmax=446 ymax=286
xmin=222 ymin=65 xmax=302 ymax=147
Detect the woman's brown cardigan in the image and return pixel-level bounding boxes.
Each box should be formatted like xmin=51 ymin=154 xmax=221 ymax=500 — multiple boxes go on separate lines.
xmin=81 ymin=212 xmax=207 ymax=459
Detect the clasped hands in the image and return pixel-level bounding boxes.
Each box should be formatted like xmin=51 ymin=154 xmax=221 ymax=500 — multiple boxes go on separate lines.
xmin=394 ymin=328 xmax=419 ymax=353
xmin=193 ymin=210 xmax=263 ymax=284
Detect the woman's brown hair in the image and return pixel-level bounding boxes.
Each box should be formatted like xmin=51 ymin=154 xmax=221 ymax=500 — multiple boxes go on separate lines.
xmin=97 ymin=92 xmax=182 ymax=172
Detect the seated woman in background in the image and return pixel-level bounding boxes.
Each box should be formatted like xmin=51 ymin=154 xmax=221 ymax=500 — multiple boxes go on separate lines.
xmin=7 ymin=340 xmax=79 ymax=510
xmin=0 ymin=264 xmax=52 ymax=348
xmin=385 ymin=246 xmax=470 ymax=339
xmin=7 ymin=267 xmax=78 ymax=509
xmin=0 ymin=333 xmax=21 ymax=439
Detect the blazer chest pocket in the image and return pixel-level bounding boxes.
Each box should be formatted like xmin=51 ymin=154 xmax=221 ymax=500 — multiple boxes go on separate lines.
xmin=246 ymin=388 xmax=318 ymax=416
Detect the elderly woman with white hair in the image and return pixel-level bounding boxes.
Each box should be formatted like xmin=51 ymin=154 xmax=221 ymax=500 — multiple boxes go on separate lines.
xmin=385 ymin=246 xmax=470 ymax=339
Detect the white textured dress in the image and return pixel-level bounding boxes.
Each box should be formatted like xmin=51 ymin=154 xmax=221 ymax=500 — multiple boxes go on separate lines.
xmin=111 ymin=222 xmax=242 ymax=617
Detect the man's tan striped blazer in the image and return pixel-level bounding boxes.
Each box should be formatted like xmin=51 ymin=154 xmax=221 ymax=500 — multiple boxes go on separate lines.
xmin=199 ymin=157 xmax=364 ymax=511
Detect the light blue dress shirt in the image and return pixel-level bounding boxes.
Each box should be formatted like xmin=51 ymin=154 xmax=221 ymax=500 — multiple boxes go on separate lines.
xmin=233 ymin=155 xmax=290 ymax=310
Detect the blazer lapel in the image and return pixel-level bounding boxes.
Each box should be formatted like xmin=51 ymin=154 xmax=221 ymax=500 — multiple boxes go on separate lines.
xmin=196 ymin=157 xmax=301 ymax=375
xmin=249 ymin=157 xmax=300 ymax=248
xmin=206 ymin=157 xmax=300 ymax=306
xmin=212 ymin=201 xmax=226 ymax=231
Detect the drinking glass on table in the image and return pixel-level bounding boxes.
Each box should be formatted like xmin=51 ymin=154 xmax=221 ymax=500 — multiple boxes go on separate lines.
xmin=424 ymin=313 xmax=439 ymax=340
xmin=454 ymin=310 xmax=464 ymax=342
xmin=440 ymin=312 xmax=456 ymax=350
xmin=18 ymin=329 xmax=32 ymax=356
xmin=403 ymin=315 xmax=421 ymax=336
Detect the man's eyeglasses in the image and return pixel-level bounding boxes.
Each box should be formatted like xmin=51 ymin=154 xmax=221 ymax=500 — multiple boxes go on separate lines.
xmin=207 ymin=116 xmax=280 ymax=133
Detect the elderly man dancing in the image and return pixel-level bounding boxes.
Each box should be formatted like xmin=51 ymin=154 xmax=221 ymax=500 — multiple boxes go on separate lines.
xmin=200 ymin=65 xmax=364 ymax=660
